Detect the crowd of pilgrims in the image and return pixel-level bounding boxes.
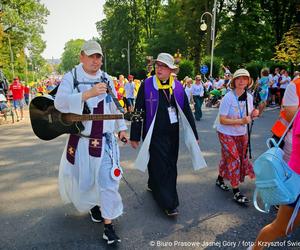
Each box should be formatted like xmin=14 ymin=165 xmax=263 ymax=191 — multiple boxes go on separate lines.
xmin=1 ymin=67 xmax=297 ymax=121
xmin=1 ymin=51 xmax=300 ymax=248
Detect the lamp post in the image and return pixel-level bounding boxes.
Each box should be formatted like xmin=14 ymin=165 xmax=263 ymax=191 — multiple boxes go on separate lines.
xmin=121 ymin=40 xmax=130 ymax=75
xmin=200 ymin=0 xmax=217 ymax=77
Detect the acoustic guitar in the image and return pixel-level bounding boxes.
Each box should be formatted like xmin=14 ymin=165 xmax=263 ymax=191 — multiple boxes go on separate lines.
xmin=29 ymin=95 xmax=143 ymax=141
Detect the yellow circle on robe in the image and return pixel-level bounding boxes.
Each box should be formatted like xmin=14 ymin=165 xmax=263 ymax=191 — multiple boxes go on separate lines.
xmin=118 ymin=87 xmax=124 ymax=95
xmin=119 ymin=99 xmax=124 ymax=107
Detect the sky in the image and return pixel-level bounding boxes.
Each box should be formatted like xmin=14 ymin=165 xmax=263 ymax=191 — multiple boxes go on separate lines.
xmin=40 ymin=0 xmax=105 ymax=59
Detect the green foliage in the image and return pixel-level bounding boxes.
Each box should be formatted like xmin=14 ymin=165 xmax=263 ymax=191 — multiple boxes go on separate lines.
xmin=273 ymin=23 xmax=300 ymax=66
xmin=201 ymin=56 xmax=223 ymax=77
xmin=244 ymin=61 xmax=264 ymax=79
xmin=265 ymin=60 xmax=289 ymax=73
xmin=215 ymin=0 xmax=276 ymax=69
xmin=0 ymin=0 xmax=49 ymax=81
xmin=96 ymin=0 xmax=147 ymax=75
xmin=177 ymin=59 xmax=194 ymax=80
xmin=244 ymin=60 xmax=290 ymax=79
xmin=60 ymin=39 xmax=85 ymax=72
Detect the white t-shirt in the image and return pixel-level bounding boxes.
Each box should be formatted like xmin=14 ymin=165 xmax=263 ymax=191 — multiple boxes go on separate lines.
xmin=124 ymin=81 xmax=135 ymax=98
xmin=280 ymin=75 xmax=290 ymax=89
xmin=282 ymin=82 xmax=299 ymax=107
xmin=185 ymin=85 xmax=193 ymax=103
xmin=272 ymin=74 xmax=280 ymax=88
xmin=0 ymin=93 xmax=6 ymax=101
xmin=191 ymin=83 xmax=204 ymax=97
xmin=217 ymin=90 xmax=254 ymax=136
xmin=214 ymin=79 xmax=224 ymax=89
xmin=205 ymin=81 xmax=212 ymax=91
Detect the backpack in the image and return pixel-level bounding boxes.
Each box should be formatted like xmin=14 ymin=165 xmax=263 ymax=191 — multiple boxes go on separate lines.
xmin=253 ymin=110 xmax=300 ymax=235
xmin=253 ymin=139 xmax=300 ymax=212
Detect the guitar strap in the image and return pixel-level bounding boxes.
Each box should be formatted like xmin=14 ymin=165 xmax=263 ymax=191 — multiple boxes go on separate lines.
xmin=100 ymin=72 xmax=125 ymax=114
xmin=73 ymin=68 xmax=91 ymax=114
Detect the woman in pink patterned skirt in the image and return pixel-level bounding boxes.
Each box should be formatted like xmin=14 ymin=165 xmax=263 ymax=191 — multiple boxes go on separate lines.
xmin=216 ymin=69 xmax=259 ymax=204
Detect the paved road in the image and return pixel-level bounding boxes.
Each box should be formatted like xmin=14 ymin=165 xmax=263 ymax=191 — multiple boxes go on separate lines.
xmin=0 ymin=107 xmax=299 ymax=250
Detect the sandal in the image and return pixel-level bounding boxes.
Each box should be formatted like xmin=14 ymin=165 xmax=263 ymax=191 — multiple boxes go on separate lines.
xmin=216 ymin=179 xmax=230 ymax=191
xmin=233 ymin=192 xmax=249 ymax=204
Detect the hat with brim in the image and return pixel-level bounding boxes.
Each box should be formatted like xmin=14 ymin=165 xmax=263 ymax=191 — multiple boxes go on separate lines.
xmin=155 ymin=53 xmax=177 ymax=69
xmin=81 ymin=40 xmax=103 ymax=57
xmin=230 ymin=69 xmax=251 ymax=89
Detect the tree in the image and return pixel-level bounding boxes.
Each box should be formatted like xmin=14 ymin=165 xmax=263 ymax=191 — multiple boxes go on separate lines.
xmin=96 ymin=0 xmax=299 ymax=77
xmin=260 ymin=0 xmax=298 ymax=45
xmin=214 ymin=0 xmax=275 ymax=69
xmin=97 ymin=0 xmax=147 ymax=76
xmin=273 ymin=23 xmax=300 ymax=70
xmin=0 ymin=0 xmax=49 ymax=81
xmin=60 ymin=39 xmax=85 ymax=72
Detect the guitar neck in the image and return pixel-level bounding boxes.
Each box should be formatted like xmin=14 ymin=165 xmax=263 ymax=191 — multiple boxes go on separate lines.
xmin=63 ymin=113 xmax=124 ymax=122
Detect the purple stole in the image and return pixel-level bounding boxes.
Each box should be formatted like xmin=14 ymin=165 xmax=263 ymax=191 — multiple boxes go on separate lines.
xmin=66 ymin=101 xmax=104 ymax=164
xmin=144 ymin=76 xmax=184 ymax=133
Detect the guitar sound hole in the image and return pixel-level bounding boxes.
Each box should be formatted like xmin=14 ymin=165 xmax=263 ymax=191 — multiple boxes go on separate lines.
xmin=60 ymin=114 xmax=73 ymax=126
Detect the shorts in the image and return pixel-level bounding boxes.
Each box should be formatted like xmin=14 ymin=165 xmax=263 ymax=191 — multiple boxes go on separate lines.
xmin=269 ymin=88 xmax=278 ymax=95
xmin=13 ymin=99 xmax=24 ymax=109
xmin=0 ymin=102 xmax=8 ymax=111
xmin=126 ymin=98 xmax=134 ymax=107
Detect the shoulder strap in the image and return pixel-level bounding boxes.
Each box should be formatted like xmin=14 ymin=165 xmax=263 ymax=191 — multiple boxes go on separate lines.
xmin=286 ymin=197 xmax=300 ymax=236
xmin=276 ymin=108 xmax=300 ymax=147
xmin=101 ymin=71 xmax=124 ymax=113
xmin=71 ymin=67 xmax=91 ymax=114
xmin=72 ymin=67 xmax=80 ymax=91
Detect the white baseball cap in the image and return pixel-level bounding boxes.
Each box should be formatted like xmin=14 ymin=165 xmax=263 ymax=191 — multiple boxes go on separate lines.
xmin=233 ymin=69 xmax=250 ymax=79
xmin=81 ymin=40 xmax=103 ymax=56
xmin=155 ymin=53 xmax=177 ymax=69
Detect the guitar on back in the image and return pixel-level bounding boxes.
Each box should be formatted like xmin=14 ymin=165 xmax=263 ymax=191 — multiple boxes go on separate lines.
xmin=29 ymin=95 xmax=143 ymax=141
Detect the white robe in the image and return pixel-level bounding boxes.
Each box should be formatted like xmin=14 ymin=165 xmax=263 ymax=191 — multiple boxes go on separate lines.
xmin=135 ymin=76 xmax=207 ymax=172
xmin=54 ymin=64 xmax=127 ymax=219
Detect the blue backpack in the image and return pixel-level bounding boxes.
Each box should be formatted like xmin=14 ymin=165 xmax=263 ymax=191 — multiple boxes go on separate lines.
xmin=253 ymin=110 xmax=300 ymax=235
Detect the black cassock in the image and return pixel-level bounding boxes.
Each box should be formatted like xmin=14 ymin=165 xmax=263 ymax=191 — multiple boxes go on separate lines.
xmin=130 ymin=80 xmax=198 ymax=210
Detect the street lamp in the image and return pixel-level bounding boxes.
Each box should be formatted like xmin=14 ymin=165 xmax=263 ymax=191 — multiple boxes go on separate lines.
xmin=200 ymin=0 xmax=217 ymax=77
xmin=121 ymin=40 xmax=130 ymax=75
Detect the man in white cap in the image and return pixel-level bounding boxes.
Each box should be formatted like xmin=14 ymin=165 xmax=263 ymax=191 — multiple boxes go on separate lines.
xmin=54 ymin=40 xmax=127 ymax=245
xmin=130 ymin=53 xmax=207 ymax=216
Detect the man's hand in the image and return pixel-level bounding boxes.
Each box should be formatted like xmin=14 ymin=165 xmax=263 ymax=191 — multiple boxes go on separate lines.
xmin=130 ymin=140 xmax=139 ymax=149
xmin=118 ymin=130 xmax=128 ymax=144
xmin=82 ymin=83 xmax=107 ymax=101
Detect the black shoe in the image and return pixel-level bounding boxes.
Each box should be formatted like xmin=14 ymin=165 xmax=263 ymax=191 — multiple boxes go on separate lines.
xmin=233 ymin=192 xmax=249 ymax=204
xmin=103 ymin=224 xmax=121 ymax=245
xmin=216 ymin=179 xmax=230 ymax=191
xmin=89 ymin=206 xmax=103 ymax=223
xmin=165 ymin=208 xmax=179 ymax=217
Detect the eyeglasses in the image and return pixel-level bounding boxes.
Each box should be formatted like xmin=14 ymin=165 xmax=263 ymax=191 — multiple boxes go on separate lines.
xmin=155 ymin=63 xmax=169 ymax=69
